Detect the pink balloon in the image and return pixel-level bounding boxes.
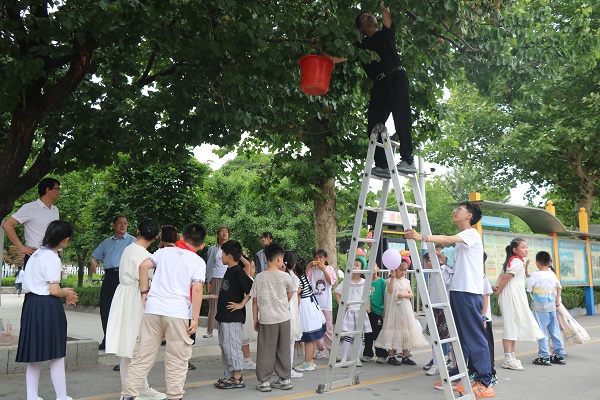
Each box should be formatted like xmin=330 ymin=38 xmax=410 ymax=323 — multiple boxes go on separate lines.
xmin=382 ymin=249 xmax=402 ymax=270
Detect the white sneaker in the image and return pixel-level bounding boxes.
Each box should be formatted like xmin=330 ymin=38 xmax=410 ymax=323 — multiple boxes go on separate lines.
xmin=243 ymin=358 xmax=257 ymax=370
xmin=139 ymin=387 xmax=166 ymax=399
xmin=314 ymin=350 xmax=327 ymax=359
xmin=202 ymin=332 xmax=213 ymax=338
xmin=294 ymin=361 xmax=316 ymax=371
xmin=360 ymin=356 xmax=372 ymax=362
xmin=376 ymin=357 xmax=388 ymax=364
xmin=291 ymin=369 xmax=304 ymax=378
xmin=426 ymin=365 xmax=440 ymax=376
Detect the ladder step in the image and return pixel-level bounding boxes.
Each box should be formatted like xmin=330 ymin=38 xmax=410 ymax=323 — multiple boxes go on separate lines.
xmin=438 ymin=337 xmax=457 ymax=345
xmin=429 ymin=302 xmax=449 ymax=308
xmin=448 ymin=372 xmax=467 ymax=381
xmin=345 ymin=300 xmax=366 ymax=306
xmin=403 ymin=202 xmax=423 ymax=210
xmin=338 ymin=330 xmax=361 ymax=338
xmin=345 ymin=269 xmax=374 ymax=275
xmin=421 ymin=268 xmax=443 ymax=273
xmin=358 ymin=238 xmax=376 ymax=244
xmin=363 ymin=206 xmax=383 ymax=213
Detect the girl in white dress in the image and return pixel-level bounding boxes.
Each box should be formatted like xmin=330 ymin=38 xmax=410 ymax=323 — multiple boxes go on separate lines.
xmin=493 ymin=238 xmax=544 ymax=371
xmin=105 ymin=220 xmax=165 ymax=399
xmin=375 ymin=260 xmax=428 ymax=366
xmin=283 ymin=251 xmax=304 ymax=378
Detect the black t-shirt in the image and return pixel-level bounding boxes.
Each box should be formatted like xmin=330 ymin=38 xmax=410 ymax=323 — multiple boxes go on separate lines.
xmin=215 ymin=264 xmax=254 ymax=323
xmin=356 ymin=24 xmax=402 ymax=81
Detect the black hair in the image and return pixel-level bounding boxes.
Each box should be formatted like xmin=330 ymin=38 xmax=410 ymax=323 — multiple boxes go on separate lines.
xmin=138 ymin=220 xmax=159 ymax=241
xmin=502 ymin=238 xmax=526 ymax=273
xmin=160 ymin=225 xmax=178 ymax=244
xmin=42 ymin=220 xmax=73 ymax=249
xmin=264 ymin=243 xmax=285 ymax=262
xmin=261 ymin=231 xmax=273 ymax=240
xmin=38 ymin=177 xmax=60 ymax=197
xmin=283 ymin=250 xmax=298 ymax=273
xmin=216 ymin=226 xmax=230 ymax=236
xmin=112 ymin=214 xmax=127 ymax=224
xmin=314 ymin=249 xmax=329 ymax=265
xmin=459 ymin=201 xmax=483 ymax=225
xmin=484 ymin=252 xmax=488 ymax=263
xmin=294 ymin=258 xmax=308 ymax=278
xmin=355 ymin=12 xmax=368 ymax=29
xmin=536 ymin=251 xmax=552 ymax=266
xmin=221 ymin=240 xmax=243 ymax=262
xmin=183 ymin=223 xmax=207 ymax=247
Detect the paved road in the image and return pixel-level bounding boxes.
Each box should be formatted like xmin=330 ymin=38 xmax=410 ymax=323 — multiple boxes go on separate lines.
xmin=1 ymin=292 xmax=599 ymax=399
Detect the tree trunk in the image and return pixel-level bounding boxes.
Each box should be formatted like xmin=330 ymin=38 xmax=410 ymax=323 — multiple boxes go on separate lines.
xmin=77 ymin=251 xmax=89 ymax=287
xmin=574 ymin=181 xmax=596 ymax=228
xmin=313 ymin=177 xmax=338 ymax=270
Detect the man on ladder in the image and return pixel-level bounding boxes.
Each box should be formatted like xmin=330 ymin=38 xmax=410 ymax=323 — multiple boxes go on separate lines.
xmin=406 ymin=203 xmax=496 ymax=398
xmin=356 ymin=1 xmax=416 ymax=178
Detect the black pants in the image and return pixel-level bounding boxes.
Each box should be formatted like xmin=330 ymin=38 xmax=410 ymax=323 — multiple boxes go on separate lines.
xmin=363 ymin=311 xmax=387 ymax=358
xmin=468 ymin=320 xmax=497 ymax=375
xmin=99 ymin=269 xmax=120 ymax=347
xmin=367 ymin=69 xmax=413 ymax=168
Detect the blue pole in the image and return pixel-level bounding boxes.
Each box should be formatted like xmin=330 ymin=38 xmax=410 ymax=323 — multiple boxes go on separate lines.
xmin=584 ymin=286 xmax=595 ymax=315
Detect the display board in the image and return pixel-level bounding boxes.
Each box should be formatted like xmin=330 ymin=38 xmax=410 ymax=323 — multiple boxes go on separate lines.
xmin=483 ymin=231 xmax=553 ymax=283
xmin=590 ymin=242 xmax=600 ymax=285
xmin=558 ymin=239 xmax=589 ymax=285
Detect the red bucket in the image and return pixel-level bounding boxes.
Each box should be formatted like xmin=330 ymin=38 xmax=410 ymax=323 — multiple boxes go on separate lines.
xmin=298 ymin=55 xmax=335 ymax=96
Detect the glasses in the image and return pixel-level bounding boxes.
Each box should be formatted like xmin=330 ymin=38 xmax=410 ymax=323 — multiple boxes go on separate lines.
xmin=51 ymin=187 xmax=61 ymax=193
xmin=453 ymin=206 xmax=471 ymax=214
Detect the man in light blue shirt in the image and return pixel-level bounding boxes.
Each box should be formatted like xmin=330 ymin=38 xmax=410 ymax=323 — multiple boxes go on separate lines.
xmin=91 ymin=215 xmax=136 ymax=350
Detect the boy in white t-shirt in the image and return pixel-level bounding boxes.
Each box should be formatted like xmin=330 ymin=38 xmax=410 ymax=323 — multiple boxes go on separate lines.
xmin=121 ymin=223 xmax=207 ymax=400
xmin=527 ymin=251 xmax=565 ymax=366
xmin=405 ymin=201 xmax=495 ymax=398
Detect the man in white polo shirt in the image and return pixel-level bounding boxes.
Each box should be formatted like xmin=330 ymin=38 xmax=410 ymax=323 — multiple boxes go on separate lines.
xmin=2 ymin=178 xmax=61 ymax=268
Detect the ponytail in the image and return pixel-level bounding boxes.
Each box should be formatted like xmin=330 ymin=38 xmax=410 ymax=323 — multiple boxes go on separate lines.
xmin=502 ymin=238 xmax=525 ymax=273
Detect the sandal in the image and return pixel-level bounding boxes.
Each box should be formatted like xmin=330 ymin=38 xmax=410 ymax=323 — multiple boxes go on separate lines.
xmin=215 ymin=376 xmax=245 ymax=389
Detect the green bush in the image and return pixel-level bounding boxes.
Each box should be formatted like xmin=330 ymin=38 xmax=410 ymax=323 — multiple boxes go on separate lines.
xmin=561 ymin=287 xmax=585 ymax=309
xmin=74 ymin=286 xmax=101 ymax=307
xmin=61 ymin=273 xmax=104 ymax=288
xmin=490 ymin=294 xmax=501 ymax=316
xmin=2 ymin=276 xmax=16 ymax=286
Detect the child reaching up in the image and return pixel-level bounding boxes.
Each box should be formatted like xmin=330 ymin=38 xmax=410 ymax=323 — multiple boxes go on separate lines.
xmin=375 ymin=259 xmax=428 ymax=366
xmin=334 ymin=259 xmax=372 ymax=366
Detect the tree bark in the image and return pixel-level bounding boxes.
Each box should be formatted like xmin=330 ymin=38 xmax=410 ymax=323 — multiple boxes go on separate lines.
xmin=313 ymin=177 xmax=338 ymax=271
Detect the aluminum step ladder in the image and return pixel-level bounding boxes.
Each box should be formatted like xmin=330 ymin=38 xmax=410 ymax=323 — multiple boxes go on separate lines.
xmin=317 ymin=124 xmax=474 ymax=399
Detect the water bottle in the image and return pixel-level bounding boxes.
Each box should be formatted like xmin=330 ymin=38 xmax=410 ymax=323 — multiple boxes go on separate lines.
xmin=6 ymin=320 xmax=12 ymax=336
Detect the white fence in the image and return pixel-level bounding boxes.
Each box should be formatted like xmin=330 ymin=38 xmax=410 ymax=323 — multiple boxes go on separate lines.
xmin=2 ymin=262 xmax=101 ymax=279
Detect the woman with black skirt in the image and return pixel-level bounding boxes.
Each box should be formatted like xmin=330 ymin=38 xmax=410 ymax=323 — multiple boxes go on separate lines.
xmin=16 ymin=220 xmax=79 ymax=400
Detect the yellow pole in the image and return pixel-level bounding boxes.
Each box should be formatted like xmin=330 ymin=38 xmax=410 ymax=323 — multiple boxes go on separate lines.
xmin=578 ymin=207 xmax=596 ymax=315
xmin=579 ymin=207 xmax=593 ymax=284
xmin=545 ymin=201 xmax=560 ymax=280
xmin=469 ymin=192 xmax=483 ymax=238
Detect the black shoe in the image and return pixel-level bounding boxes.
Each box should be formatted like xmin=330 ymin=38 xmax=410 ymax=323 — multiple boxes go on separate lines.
xmin=396 ymin=160 xmax=417 ymax=174
xmin=113 ymin=365 xmax=120 ymax=371
xmin=387 ymin=356 xmax=402 ymax=366
xmin=532 ymin=357 xmax=552 ymax=366
xmin=98 ymin=343 xmax=105 ymax=351
xmin=402 ymin=356 xmax=417 ymax=366
xmin=371 ymin=166 xmax=391 ymax=179
xmin=423 ymin=359 xmax=434 ymax=371
xmin=188 ymin=361 xmax=197 ymax=370
xmin=550 ymin=355 xmax=566 ymax=365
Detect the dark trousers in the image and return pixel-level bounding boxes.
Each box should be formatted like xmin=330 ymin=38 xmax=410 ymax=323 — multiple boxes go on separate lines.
xmin=449 ymin=291 xmax=492 ymax=386
xmin=256 ymin=320 xmax=291 ymax=382
xmin=468 ymin=320 xmax=497 ymax=375
xmin=99 ymin=269 xmax=120 ymax=347
xmin=363 ymin=311 xmax=387 ymax=358
xmin=367 ymin=69 xmax=413 ymax=168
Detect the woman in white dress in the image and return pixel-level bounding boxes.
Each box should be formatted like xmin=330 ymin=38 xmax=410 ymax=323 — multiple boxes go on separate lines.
xmin=493 ymin=238 xmax=544 ymax=371
xmin=105 ymin=220 xmax=164 ymax=399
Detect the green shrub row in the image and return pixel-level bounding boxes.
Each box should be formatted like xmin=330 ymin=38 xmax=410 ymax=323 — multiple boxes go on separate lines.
xmin=2 ymin=276 xmax=16 ymax=286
